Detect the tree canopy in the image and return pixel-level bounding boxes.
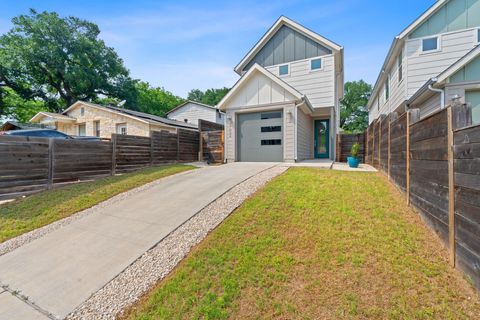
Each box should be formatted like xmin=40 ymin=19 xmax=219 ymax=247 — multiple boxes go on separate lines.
xmin=0 ymin=9 xmax=135 ymax=113
xmin=187 ymin=87 xmax=229 ymax=106
xmin=340 ymin=80 xmax=372 ymax=133
xmin=134 ymin=81 xmax=183 ymax=117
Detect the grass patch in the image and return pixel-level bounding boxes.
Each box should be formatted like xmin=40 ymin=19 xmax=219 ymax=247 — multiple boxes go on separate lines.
xmin=0 ymin=164 xmax=194 ymax=243
xmin=124 ymin=168 xmax=480 ymax=319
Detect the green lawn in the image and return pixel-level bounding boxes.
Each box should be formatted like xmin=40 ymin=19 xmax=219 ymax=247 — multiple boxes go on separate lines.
xmin=0 ymin=164 xmax=194 ymax=243
xmin=124 ymin=168 xmax=480 ymax=320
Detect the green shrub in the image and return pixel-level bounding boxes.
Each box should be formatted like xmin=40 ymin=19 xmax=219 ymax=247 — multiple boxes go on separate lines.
xmin=351 ymin=143 xmax=360 ymax=158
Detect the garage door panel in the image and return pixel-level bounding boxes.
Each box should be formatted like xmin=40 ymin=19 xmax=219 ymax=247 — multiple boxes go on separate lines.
xmin=237 ymin=111 xmax=283 ymax=162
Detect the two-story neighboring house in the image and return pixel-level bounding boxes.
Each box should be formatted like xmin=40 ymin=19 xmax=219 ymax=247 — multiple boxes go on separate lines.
xmin=166 ymin=100 xmax=225 ymax=126
xmin=368 ymin=0 xmax=480 ymax=123
xmin=218 ymin=16 xmax=344 ymax=162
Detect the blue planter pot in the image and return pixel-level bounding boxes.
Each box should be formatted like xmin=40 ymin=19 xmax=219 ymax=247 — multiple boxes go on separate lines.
xmin=347 ymin=156 xmax=360 ymax=168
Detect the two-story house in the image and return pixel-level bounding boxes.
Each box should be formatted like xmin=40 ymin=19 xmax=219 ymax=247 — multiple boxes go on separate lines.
xmin=368 ymin=0 xmax=480 ymax=123
xmin=218 ymin=16 xmax=344 ymax=162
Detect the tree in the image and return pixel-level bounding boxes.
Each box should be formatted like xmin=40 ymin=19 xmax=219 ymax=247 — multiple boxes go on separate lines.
xmin=0 ymin=87 xmax=48 ymax=122
xmin=135 ymin=81 xmax=183 ymax=117
xmin=0 ymin=10 xmax=135 ymax=113
xmin=187 ymin=87 xmax=229 ymax=106
xmin=340 ymin=80 xmax=372 ymax=133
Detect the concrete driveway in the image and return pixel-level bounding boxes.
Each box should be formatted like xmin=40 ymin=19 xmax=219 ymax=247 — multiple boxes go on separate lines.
xmin=0 ymin=162 xmax=277 ymax=320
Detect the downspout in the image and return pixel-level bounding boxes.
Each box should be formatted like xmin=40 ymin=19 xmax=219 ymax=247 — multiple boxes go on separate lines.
xmin=428 ymin=78 xmax=445 ymax=109
xmin=294 ymin=101 xmax=300 ymax=162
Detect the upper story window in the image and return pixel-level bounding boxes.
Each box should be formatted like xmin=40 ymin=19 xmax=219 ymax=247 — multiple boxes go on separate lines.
xmin=397 ymin=50 xmax=403 ymax=82
xmin=279 ymin=64 xmax=289 ymax=76
xmin=310 ymin=58 xmax=322 ymax=71
xmin=80 ymin=107 xmax=85 ymax=116
xmin=422 ymin=37 xmax=439 ymax=53
xmin=385 ymin=76 xmax=390 ymax=101
xmin=477 ymin=28 xmax=480 ymax=44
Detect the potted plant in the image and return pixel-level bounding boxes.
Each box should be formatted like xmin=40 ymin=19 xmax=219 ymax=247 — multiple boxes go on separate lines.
xmin=347 ymin=143 xmax=361 ymax=168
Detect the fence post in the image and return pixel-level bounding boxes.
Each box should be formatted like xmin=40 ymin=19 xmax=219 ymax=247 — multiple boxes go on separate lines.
xmin=150 ymin=134 xmax=154 ymax=166
xmin=47 ymin=138 xmax=54 ymax=189
xmin=111 ymin=134 xmax=117 ymax=176
xmin=221 ymin=131 xmax=225 ymax=163
xmin=177 ymin=129 xmax=180 ymax=162
xmin=447 ymin=106 xmax=455 ymax=267
xmin=406 ymin=111 xmax=410 ymax=205
xmin=199 ymin=131 xmax=203 ymax=161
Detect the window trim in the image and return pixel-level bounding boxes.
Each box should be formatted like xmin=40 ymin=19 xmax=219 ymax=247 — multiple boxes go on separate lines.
xmin=93 ymin=120 xmax=100 ymax=137
xmin=309 ymin=57 xmax=323 ymax=72
xmin=77 ymin=123 xmax=86 ymax=136
xmin=278 ymin=64 xmax=290 ymax=77
xmin=80 ymin=107 xmax=85 ymax=117
xmin=476 ymin=28 xmax=480 ymax=45
xmin=384 ymin=75 xmax=390 ymax=102
xmin=420 ymin=36 xmax=441 ymax=54
xmin=397 ymin=50 xmax=403 ymax=83
xmin=116 ymin=123 xmax=127 ymax=135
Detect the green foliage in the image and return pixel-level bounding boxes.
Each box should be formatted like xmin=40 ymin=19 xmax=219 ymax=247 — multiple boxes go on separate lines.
xmin=187 ymin=87 xmax=229 ymax=106
xmin=134 ymin=81 xmax=183 ymax=117
xmin=0 ymin=87 xmax=48 ymax=122
xmin=0 ymin=9 xmax=135 ymax=112
xmin=340 ymin=80 xmax=372 ymax=133
xmin=351 ymin=142 xmax=360 ymax=158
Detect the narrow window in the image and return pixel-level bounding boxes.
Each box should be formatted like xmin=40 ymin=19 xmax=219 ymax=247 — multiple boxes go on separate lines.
xmin=261 ymin=139 xmax=282 ymax=146
xmin=477 ymin=29 xmax=480 ymax=43
xmin=279 ymin=64 xmax=289 ymax=76
xmin=311 ymin=58 xmax=322 ymax=70
xmin=397 ymin=51 xmax=403 ymax=82
xmin=261 ymin=126 xmax=282 ymax=132
xmin=385 ymin=76 xmax=390 ymax=101
xmin=184 ymin=119 xmax=188 ymax=123
xmin=80 ymin=107 xmax=85 ymax=116
xmin=422 ymin=37 xmax=438 ymax=52
xmin=261 ymin=112 xmax=282 ymax=120
xmin=94 ymin=120 xmax=100 ymax=137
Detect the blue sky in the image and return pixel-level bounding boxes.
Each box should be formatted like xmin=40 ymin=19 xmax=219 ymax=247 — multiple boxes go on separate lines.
xmin=0 ymin=0 xmax=435 ymax=98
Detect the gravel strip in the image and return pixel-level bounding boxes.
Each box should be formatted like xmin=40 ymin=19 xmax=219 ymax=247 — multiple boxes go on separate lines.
xmin=66 ymin=165 xmax=287 ymax=320
xmin=0 ymin=169 xmax=196 ymax=257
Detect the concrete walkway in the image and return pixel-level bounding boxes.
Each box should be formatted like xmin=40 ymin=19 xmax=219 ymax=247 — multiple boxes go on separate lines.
xmin=0 ymin=163 xmax=276 ymax=320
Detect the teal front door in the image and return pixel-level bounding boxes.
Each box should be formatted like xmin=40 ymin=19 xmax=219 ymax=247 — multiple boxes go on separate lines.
xmin=314 ymin=119 xmax=329 ymax=159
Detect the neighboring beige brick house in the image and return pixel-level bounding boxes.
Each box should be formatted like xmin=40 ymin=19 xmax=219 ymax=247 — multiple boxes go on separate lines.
xmin=30 ymin=101 xmax=197 ymax=138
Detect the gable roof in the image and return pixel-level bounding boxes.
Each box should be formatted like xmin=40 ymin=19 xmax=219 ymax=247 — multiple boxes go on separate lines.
xmin=62 ymin=101 xmax=198 ymax=129
xmin=30 ymin=112 xmax=76 ymax=123
xmin=234 ymin=16 xmax=342 ymax=75
xmin=368 ymin=0 xmax=449 ymax=109
xmin=218 ymin=63 xmax=309 ymax=111
xmin=165 ymin=100 xmax=222 ymax=116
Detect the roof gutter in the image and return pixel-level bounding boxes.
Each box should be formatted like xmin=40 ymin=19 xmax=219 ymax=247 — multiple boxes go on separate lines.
xmin=427 ymin=78 xmax=445 ymax=109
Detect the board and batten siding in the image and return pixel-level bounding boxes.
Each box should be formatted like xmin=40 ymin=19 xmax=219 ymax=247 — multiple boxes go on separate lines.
xmin=296 ymin=108 xmax=313 ymax=160
xmin=266 ymin=55 xmax=335 ymax=109
xmin=167 ymin=102 xmax=218 ymax=125
xmin=406 ymin=28 xmax=478 ymax=97
xmin=243 ymin=25 xmax=332 ymax=72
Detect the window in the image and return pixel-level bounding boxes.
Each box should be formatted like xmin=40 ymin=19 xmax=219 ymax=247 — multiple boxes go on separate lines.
xmin=311 ymin=58 xmax=322 ymax=71
xmin=116 ymin=123 xmax=127 ymax=135
xmin=184 ymin=119 xmax=188 ymax=123
xmin=422 ymin=37 xmax=439 ymax=52
xmin=397 ymin=50 xmax=403 ymax=82
xmin=261 ymin=112 xmax=282 ymax=120
xmin=466 ymin=90 xmax=480 ymax=125
xmin=94 ymin=121 xmax=100 ymax=137
xmin=279 ymin=64 xmax=289 ymax=76
xmin=385 ymin=76 xmax=390 ymax=101
xmin=261 ymin=126 xmax=282 ymax=132
xmin=80 ymin=107 xmax=85 ymax=116
xmin=477 ymin=28 xmax=480 ymax=44
xmin=261 ymin=139 xmax=282 ymax=146
xmin=78 ymin=123 xmax=86 ymax=136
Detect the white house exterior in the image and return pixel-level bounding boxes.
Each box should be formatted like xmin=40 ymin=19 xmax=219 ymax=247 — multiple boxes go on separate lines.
xmin=368 ymin=0 xmax=480 ymax=123
xmin=218 ymin=16 xmax=344 ymax=162
xmin=166 ymin=100 xmax=225 ymax=126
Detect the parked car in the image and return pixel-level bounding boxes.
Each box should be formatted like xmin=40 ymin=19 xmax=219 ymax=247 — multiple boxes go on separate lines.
xmin=70 ymin=135 xmax=102 ymax=141
xmin=0 ymin=129 xmax=73 ymax=139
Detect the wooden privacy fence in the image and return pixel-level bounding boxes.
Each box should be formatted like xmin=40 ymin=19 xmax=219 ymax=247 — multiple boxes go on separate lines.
xmin=0 ymin=128 xmax=200 ymax=200
xmin=198 ymin=119 xmax=225 ymax=164
xmin=365 ymin=103 xmax=480 ymax=290
xmin=335 ymin=133 xmax=365 ymax=162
